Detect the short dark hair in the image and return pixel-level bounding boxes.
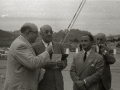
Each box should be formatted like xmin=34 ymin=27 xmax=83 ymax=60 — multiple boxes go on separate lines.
xmin=82 ymin=34 xmax=94 ymax=42
xmin=20 ymin=26 xmax=31 ymax=33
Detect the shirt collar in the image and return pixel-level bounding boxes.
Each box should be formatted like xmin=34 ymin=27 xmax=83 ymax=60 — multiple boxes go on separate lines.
xmin=42 ymin=40 xmax=52 ymax=47
xmin=96 ymin=45 xmax=99 ymax=53
xmin=83 ymin=49 xmax=92 ymax=57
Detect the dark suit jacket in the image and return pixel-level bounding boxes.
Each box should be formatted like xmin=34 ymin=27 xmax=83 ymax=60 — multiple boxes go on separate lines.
xmin=70 ymin=50 xmax=104 ymax=90
xmin=32 ymin=41 xmax=67 ymax=90
xmin=92 ymin=45 xmax=116 ymax=90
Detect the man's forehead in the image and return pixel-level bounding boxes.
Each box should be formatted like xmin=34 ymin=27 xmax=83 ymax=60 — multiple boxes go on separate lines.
xmin=22 ymin=23 xmax=38 ymax=31
xmin=82 ymin=36 xmax=90 ymax=40
xmin=41 ymin=25 xmax=52 ymax=31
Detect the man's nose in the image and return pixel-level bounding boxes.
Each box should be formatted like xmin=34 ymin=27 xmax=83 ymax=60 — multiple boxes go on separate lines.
xmin=47 ymin=31 xmax=51 ymax=35
xmin=81 ymin=41 xmax=85 ymax=45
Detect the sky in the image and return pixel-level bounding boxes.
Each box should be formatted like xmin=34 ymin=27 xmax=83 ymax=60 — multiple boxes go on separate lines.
xmin=0 ymin=0 xmax=120 ymax=36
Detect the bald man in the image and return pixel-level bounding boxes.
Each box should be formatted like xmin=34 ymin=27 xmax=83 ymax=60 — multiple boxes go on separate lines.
xmin=93 ymin=33 xmax=116 ymax=90
xmin=3 ymin=23 xmax=53 ymax=90
xmin=32 ymin=25 xmax=67 ymax=90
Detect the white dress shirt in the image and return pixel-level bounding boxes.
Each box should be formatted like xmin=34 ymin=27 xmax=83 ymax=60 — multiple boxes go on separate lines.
xmin=42 ymin=40 xmax=54 ymax=53
xmin=83 ymin=49 xmax=92 ymax=57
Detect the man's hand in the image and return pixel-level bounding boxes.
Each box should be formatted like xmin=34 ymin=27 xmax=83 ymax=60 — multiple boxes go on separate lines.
xmin=45 ymin=45 xmax=53 ymax=55
xmin=78 ymin=86 xmax=86 ymax=90
xmin=76 ymin=80 xmax=85 ymax=88
xmin=43 ymin=62 xmax=56 ymax=69
xmin=99 ymin=44 xmax=106 ymax=55
xmin=57 ymin=61 xmax=63 ymax=69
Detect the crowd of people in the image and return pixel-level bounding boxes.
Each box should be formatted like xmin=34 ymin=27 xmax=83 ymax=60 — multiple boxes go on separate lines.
xmin=3 ymin=22 xmax=116 ymax=90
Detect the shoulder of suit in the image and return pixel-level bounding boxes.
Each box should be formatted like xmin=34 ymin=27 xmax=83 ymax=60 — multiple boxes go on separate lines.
xmin=11 ymin=37 xmax=27 ymax=50
xmin=32 ymin=42 xmax=41 ymax=48
xmin=74 ymin=51 xmax=83 ymax=58
xmin=92 ymin=50 xmax=103 ymax=58
xmin=53 ymin=42 xmax=62 ymax=47
xmin=17 ymin=43 xmax=28 ymax=50
xmin=53 ymin=42 xmax=59 ymax=45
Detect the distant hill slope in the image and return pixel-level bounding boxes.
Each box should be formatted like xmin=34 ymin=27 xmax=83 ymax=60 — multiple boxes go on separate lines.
xmin=37 ymin=29 xmax=92 ymax=43
xmin=0 ymin=29 xmax=119 ymax=47
xmin=0 ymin=29 xmax=13 ymax=39
xmin=0 ymin=29 xmax=14 ymax=47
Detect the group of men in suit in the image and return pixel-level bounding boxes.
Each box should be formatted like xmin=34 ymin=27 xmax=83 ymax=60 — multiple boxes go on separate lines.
xmin=3 ymin=22 xmax=115 ymax=90
xmin=3 ymin=23 xmax=67 ymax=90
xmin=70 ymin=33 xmax=116 ymax=90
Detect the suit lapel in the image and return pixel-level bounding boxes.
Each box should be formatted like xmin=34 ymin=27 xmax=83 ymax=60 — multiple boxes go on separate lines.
xmin=52 ymin=42 xmax=60 ymax=54
xmin=79 ymin=50 xmax=95 ymax=76
xmin=77 ymin=51 xmax=85 ymax=75
xmin=52 ymin=42 xmax=55 ymax=53
xmin=38 ymin=41 xmax=45 ymax=53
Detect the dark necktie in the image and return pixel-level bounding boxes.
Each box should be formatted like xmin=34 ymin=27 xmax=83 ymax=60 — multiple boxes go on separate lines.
xmin=83 ymin=52 xmax=87 ymax=62
xmin=47 ymin=43 xmax=53 ymax=59
xmin=98 ymin=45 xmax=102 ymax=54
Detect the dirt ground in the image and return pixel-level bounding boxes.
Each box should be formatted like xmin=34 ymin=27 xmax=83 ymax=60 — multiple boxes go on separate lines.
xmin=0 ymin=47 xmax=120 ymax=90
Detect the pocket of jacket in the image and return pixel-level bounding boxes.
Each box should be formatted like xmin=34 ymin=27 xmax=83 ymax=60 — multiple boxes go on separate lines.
xmin=88 ymin=66 xmax=96 ymax=76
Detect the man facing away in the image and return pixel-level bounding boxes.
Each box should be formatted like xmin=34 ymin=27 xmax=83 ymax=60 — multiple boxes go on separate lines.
xmin=3 ymin=23 xmax=53 ymax=90
xmin=93 ymin=33 xmax=116 ymax=90
xmin=70 ymin=34 xmax=104 ymax=90
xmin=32 ymin=25 xmax=67 ymax=90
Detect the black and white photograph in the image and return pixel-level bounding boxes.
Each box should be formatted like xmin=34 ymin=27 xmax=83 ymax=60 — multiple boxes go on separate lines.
xmin=0 ymin=0 xmax=120 ymax=90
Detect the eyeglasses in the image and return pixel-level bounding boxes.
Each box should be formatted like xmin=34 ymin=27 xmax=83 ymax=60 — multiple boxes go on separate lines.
xmin=29 ymin=30 xmax=38 ymax=34
xmin=97 ymin=38 xmax=103 ymax=41
xmin=41 ymin=30 xmax=53 ymax=34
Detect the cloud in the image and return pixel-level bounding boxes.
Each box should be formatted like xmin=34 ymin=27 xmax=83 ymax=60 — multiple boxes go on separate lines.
xmin=1 ymin=14 xmax=9 ymax=17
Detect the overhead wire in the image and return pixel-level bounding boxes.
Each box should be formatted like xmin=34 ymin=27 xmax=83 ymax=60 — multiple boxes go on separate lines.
xmin=70 ymin=0 xmax=86 ymax=30
xmin=60 ymin=0 xmax=86 ymax=44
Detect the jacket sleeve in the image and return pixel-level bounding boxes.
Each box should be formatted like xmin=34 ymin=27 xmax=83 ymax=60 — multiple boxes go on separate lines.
xmin=14 ymin=44 xmax=50 ymax=70
xmin=61 ymin=44 xmax=67 ymax=69
xmin=70 ymin=56 xmax=80 ymax=83
xmin=84 ymin=55 xmax=104 ymax=87
xmin=32 ymin=43 xmax=39 ymax=55
xmin=103 ymin=48 xmax=116 ymax=64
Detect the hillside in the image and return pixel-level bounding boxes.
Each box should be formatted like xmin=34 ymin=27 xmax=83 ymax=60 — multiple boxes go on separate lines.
xmin=0 ymin=29 xmax=13 ymax=39
xmin=1 ymin=29 xmax=119 ymax=47
xmin=36 ymin=29 xmax=92 ymax=43
xmin=0 ymin=29 xmax=92 ymax=47
xmin=0 ymin=29 xmax=15 ymax=47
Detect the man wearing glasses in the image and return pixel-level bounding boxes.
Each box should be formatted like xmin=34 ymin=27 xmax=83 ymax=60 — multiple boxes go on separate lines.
xmin=32 ymin=25 xmax=67 ymax=90
xmin=93 ymin=33 xmax=116 ymax=90
xmin=4 ymin=23 xmax=53 ymax=90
